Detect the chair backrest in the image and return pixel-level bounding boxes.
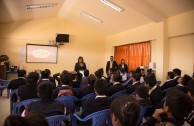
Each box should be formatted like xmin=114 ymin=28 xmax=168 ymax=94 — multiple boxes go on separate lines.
xmin=10 ymin=89 xmax=19 ymax=115
xmin=162 ymin=88 xmax=170 ymax=97
xmin=16 ymin=98 xmax=40 ymax=115
xmin=72 ymin=109 xmax=112 ymax=126
xmin=110 ymin=90 xmax=125 ymax=100
xmin=55 ymin=96 xmax=78 ymax=115
xmin=138 ymin=105 xmax=154 ymax=125
xmin=80 ymin=93 xmax=96 ymax=101
xmin=46 ymin=115 xmax=69 ymax=126
xmin=73 ymin=88 xmax=81 ymax=95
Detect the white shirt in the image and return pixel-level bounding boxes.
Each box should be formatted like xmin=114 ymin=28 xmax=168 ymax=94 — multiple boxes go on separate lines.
xmin=42 ymin=78 xmax=49 ymax=81
xmin=113 ymin=82 xmax=120 ymax=85
xmin=122 ymin=64 xmax=124 ymax=68
xmin=167 ymin=79 xmax=174 ymax=82
xmin=18 ymin=77 xmax=25 ymax=79
xmin=110 ymin=61 xmax=113 ymax=68
xmin=95 ymin=95 xmax=107 ymax=99
xmin=132 ymin=81 xmax=139 ymax=86
xmin=177 ymin=84 xmax=185 ymax=87
xmin=149 ymin=85 xmax=157 ymax=95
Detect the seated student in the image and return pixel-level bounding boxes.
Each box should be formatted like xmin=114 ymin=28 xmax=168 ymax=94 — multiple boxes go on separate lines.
xmin=53 ymin=73 xmax=74 ymax=99
xmin=45 ymin=69 xmax=55 ymax=84
xmin=8 ymin=69 xmax=27 ymax=102
xmin=172 ymin=68 xmax=181 ymax=85
xmin=82 ymin=79 xmax=111 ymax=117
xmin=125 ymin=73 xmax=141 ymax=94
xmin=111 ymin=95 xmax=140 ymax=126
xmin=135 ymin=85 xmax=150 ymax=107
xmin=161 ymin=71 xmax=176 ymax=91
xmin=53 ymin=70 xmax=69 ymax=85
xmin=80 ymin=69 xmax=89 ymax=88
xmin=72 ymin=72 xmax=82 ymax=88
xmin=18 ymin=72 xmax=39 ymax=101
xmin=142 ymin=88 xmax=192 ymax=126
xmin=107 ymin=73 xmax=125 ymax=97
xmin=38 ymin=70 xmax=56 ymax=89
xmin=27 ymin=82 xmax=64 ymax=117
xmin=94 ymin=69 xmax=103 ymax=80
xmin=122 ymin=70 xmax=134 ymax=87
xmin=186 ymin=79 xmax=194 ymax=126
xmin=79 ymin=74 xmax=96 ymax=98
xmin=145 ymin=73 xmax=163 ymax=108
xmin=147 ymin=68 xmax=152 ymax=76
xmin=175 ymin=74 xmax=191 ymax=94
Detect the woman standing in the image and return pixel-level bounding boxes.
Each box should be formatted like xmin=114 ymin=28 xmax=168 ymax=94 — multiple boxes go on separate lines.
xmin=74 ymin=56 xmax=87 ymax=72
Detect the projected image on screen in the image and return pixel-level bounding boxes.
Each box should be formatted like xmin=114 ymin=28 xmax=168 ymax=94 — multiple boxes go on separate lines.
xmin=26 ymin=44 xmax=58 ymax=63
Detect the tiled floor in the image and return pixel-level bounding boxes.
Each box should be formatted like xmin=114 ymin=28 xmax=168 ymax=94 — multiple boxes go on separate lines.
xmin=0 ymin=90 xmax=10 ymax=125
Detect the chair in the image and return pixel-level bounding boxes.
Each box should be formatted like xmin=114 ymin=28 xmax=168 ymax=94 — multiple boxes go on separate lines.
xmin=55 ymin=96 xmax=78 ymax=115
xmin=16 ymin=98 xmax=40 ymax=115
xmin=110 ymin=90 xmax=125 ymax=100
xmin=162 ymin=88 xmax=170 ymax=97
xmin=80 ymin=93 xmax=96 ymax=102
xmin=10 ymin=89 xmax=18 ymax=115
xmin=46 ymin=115 xmax=69 ymax=126
xmin=72 ymin=109 xmax=112 ymax=126
xmin=0 ymin=79 xmax=10 ymax=97
xmin=73 ymin=88 xmax=81 ymax=95
xmin=138 ymin=105 xmax=154 ymax=125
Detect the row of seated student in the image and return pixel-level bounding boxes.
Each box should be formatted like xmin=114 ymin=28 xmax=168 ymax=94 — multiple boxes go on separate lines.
xmin=7 ymin=68 xmax=194 ymax=125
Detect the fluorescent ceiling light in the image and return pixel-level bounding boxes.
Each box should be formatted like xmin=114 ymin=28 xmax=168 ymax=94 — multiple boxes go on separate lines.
xmin=100 ymin=0 xmax=124 ymax=12
xmin=26 ymin=3 xmax=55 ymax=9
xmin=80 ymin=11 xmax=103 ymax=23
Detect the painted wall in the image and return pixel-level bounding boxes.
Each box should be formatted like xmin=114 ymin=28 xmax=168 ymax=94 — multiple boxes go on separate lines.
xmin=0 ymin=17 xmax=106 ymax=75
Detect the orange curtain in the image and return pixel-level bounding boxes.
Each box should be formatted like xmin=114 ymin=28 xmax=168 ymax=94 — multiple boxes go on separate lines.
xmin=114 ymin=41 xmax=151 ymax=71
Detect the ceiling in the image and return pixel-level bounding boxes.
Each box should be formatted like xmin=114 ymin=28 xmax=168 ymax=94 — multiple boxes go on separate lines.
xmin=0 ymin=0 xmax=194 ymax=35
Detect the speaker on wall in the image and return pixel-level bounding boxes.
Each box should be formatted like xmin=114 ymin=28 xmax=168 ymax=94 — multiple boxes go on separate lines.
xmin=56 ymin=34 xmax=69 ymax=43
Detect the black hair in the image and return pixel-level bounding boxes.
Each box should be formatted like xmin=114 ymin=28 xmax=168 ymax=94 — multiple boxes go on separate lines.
xmin=41 ymin=71 xmax=49 ymax=79
xmin=133 ymin=73 xmax=141 ymax=81
xmin=17 ymin=70 xmax=26 ymax=77
xmin=167 ymin=71 xmax=175 ymax=79
xmin=136 ymin=85 xmax=149 ymax=100
xmin=60 ymin=74 xmax=72 ymax=86
xmin=135 ymin=67 xmax=141 ymax=74
xmin=173 ymin=68 xmax=181 ymax=76
xmin=144 ymin=73 xmax=157 ymax=87
xmin=110 ymin=56 xmax=113 ymax=58
xmin=84 ymin=69 xmax=89 ymax=77
xmin=45 ymin=69 xmax=51 ymax=76
xmin=95 ymin=69 xmax=103 ymax=79
xmin=25 ymin=112 xmax=49 ymax=126
xmin=187 ymin=79 xmax=194 ymax=96
xmin=4 ymin=115 xmax=26 ymax=126
xmin=110 ymin=95 xmax=140 ymax=126
xmin=182 ymin=74 xmax=192 ymax=86
xmin=147 ymin=69 xmax=152 ymax=74
xmin=37 ymin=82 xmax=53 ymax=99
xmin=27 ymin=72 xmax=39 ymax=84
xmin=78 ymin=56 xmax=84 ymax=63
xmin=88 ymin=74 xmax=96 ymax=86
xmin=113 ymin=73 xmax=121 ymax=82
xmin=94 ymin=79 xmax=108 ymax=95
xmin=98 ymin=68 xmax=104 ymax=75
xmin=165 ymin=88 xmax=192 ymax=121
xmin=121 ymin=59 xmax=125 ymax=63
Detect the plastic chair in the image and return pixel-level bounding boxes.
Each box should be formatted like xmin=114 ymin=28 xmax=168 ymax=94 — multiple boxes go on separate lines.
xmin=110 ymin=90 xmax=125 ymax=100
xmin=73 ymin=88 xmax=81 ymax=95
xmin=16 ymin=98 xmax=40 ymax=115
xmin=80 ymin=93 xmax=96 ymax=102
xmin=72 ymin=109 xmax=112 ymax=126
xmin=138 ymin=105 xmax=154 ymax=125
xmin=162 ymin=88 xmax=170 ymax=97
xmin=0 ymin=79 xmax=10 ymax=97
xmin=10 ymin=89 xmax=18 ymax=115
xmin=46 ymin=115 xmax=69 ymax=126
xmin=55 ymin=96 xmax=78 ymax=115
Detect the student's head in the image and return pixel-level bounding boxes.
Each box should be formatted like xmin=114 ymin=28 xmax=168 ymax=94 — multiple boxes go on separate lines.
xmin=110 ymin=56 xmax=114 ymax=61
xmin=95 ymin=69 xmax=103 ymax=79
xmin=173 ymin=68 xmax=181 ymax=76
xmin=25 ymin=112 xmax=49 ymax=126
xmin=41 ymin=71 xmax=49 ymax=79
xmin=88 ymin=74 xmax=97 ymax=86
xmin=136 ymin=85 xmax=149 ymax=100
xmin=113 ymin=73 xmax=121 ymax=83
xmin=135 ymin=67 xmax=141 ymax=74
xmin=140 ymin=69 xmax=145 ymax=74
xmin=187 ymin=79 xmax=194 ymax=102
xmin=99 ymin=68 xmax=104 ymax=75
xmin=182 ymin=74 xmax=192 ymax=86
xmin=37 ymin=82 xmax=53 ymax=99
xmin=166 ymin=71 xmax=175 ymax=80
xmin=27 ymin=72 xmax=39 ymax=84
xmin=4 ymin=115 xmax=26 ymax=126
xmin=147 ymin=69 xmax=152 ymax=74
xmin=78 ymin=56 xmax=84 ymax=63
xmin=45 ymin=69 xmax=51 ymax=76
xmin=17 ymin=70 xmax=27 ymax=78
xmin=132 ymin=73 xmax=141 ymax=82
xmin=94 ymin=79 xmax=108 ymax=95
xmin=164 ymin=89 xmax=192 ymax=121
xmin=60 ymin=73 xmax=72 ymax=86
xmin=144 ymin=73 xmax=157 ymax=89
xmin=84 ymin=69 xmax=89 ymax=77
xmin=111 ymin=95 xmax=140 ymax=126
xmin=129 ymin=71 xmax=135 ymax=78
xmin=121 ymin=59 xmax=125 ymax=64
